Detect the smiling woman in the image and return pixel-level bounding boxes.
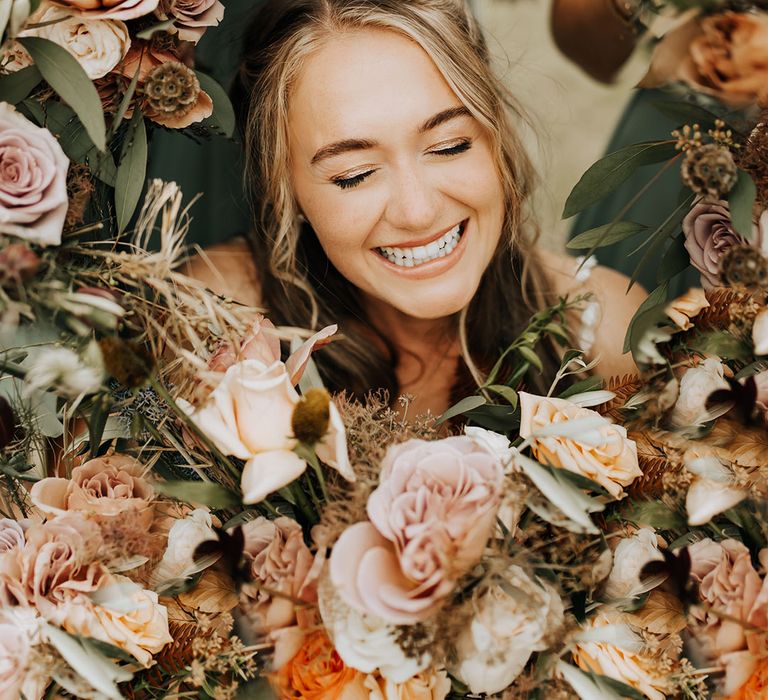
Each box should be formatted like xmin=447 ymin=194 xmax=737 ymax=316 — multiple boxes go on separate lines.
xmin=186 ymin=0 xmax=646 ymax=416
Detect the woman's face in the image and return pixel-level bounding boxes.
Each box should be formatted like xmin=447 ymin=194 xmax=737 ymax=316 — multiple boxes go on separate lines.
xmin=288 ymin=28 xmax=505 ymax=320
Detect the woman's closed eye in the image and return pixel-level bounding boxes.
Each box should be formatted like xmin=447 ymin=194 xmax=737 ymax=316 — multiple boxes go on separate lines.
xmin=331 ymin=138 xmax=474 ymax=190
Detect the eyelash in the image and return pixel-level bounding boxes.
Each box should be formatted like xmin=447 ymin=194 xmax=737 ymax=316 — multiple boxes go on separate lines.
xmin=332 ymin=139 xmax=473 ymax=190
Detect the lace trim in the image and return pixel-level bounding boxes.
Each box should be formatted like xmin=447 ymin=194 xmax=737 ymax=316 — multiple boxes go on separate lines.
xmin=573 ymin=255 xmax=600 ymax=354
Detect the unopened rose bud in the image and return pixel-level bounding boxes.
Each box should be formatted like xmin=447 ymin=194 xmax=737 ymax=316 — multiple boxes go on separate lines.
xmin=98 ymin=337 xmax=154 ymax=388
xmin=291 ymin=388 xmax=330 ymax=445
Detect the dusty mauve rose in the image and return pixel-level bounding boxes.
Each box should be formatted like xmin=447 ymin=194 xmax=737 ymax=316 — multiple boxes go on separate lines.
xmin=0 ymin=622 xmax=29 ymax=700
xmin=452 ymin=566 xmax=564 ymax=695
xmin=518 ymin=392 xmax=641 ymax=499
xmin=364 ymin=669 xmax=451 ymax=700
xmin=49 ymin=0 xmax=158 ymax=21
xmin=665 ymin=288 xmax=710 ymax=331
xmin=689 ymin=538 xmax=768 ymax=694
xmin=640 ymin=12 xmax=768 ymax=107
xmin=20 ymin=7 xmax=130 ymax=79
xmin=240 ymin=516 xmax=325 ymax=669
xmin=157 ymin=0 xmax=224 ymax=44
xmin=0 ymin=102 xmax=69 ymax=247
xmin=30 ymin=454 xmax=154 ymax=526
xmin=331 ymin=437 xmax=503 ymax=624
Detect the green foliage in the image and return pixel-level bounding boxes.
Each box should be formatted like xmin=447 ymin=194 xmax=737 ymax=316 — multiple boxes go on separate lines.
xmin=18 ymin=36 xmax=106 ymax=151
xmin=154 ymin=480 xmax=241 ymax=509
xmin=563 ymin=141 xmax=679 ymax=219
xmin=114 ymin=110 xmax=147 ymax=233
xmin=728 ymin=169 xmax=757 ymax=239
xmin=559 ymin=375 xmax=603 ymax=399
xmin=621 ymin=500 xmax=686 ymax=531
xmin=567 ymin=221 xmax=647 ymax=251
xmin=624 ymin=282 xmax=668 ymax=354
xmin=0 ymin=65 xmax=42 ymax=104
xmin=690 ymin=331 xmax=751 ymax=361
xmin=196 ymin=70 xmax=236 ymax=138
xmin=436 ymin=395 xmax=486 ymax=425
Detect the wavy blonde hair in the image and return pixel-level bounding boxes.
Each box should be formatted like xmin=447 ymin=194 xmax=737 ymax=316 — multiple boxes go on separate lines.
xmin=235 ymin=0 xmax=560 ymax=399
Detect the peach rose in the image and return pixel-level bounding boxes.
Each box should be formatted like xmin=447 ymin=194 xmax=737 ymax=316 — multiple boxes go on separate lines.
xmin=364 ymin=669 xmax=451 ymax=700
xmin=156 ymin=0 xmax=224 ymax=44
xmin=48 ymin=0 xmax=158 ymax=21
xmin=641 ymin=12 xmax=768 ymax=107
xmin=0 ymin=621 xmax=29 ymax=700
xmin=665 ymin=288 xmax=709 ymax=331
xmin=330 ymin=437 xmax=503 ymax=624
xmin=208 ymin=314 xmax=281 ymax=373
xmin=730 ymin=657 xmax=768 ymax=700
xmin=270 ymin=630 xmax=370 ymax=700
xmin=518 ymin=392 xmax=641 ymax=499
xmin=689 ymin=538 xmax=768 ymax=694
xmin=30 ymin=454 xmax=155 ymax=526
xmin=240 ymin=516 xmax=325 ymax=668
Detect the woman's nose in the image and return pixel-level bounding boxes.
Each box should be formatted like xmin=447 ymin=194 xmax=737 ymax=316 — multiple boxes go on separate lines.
xmin=383 ymin=165 xmax=439 ymax=233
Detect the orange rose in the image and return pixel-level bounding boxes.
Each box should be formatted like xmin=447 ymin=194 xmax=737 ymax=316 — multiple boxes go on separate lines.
xmin=270 ymin=631 xmax=370 ymax=700
xmin=730 ymin=658 xmax=768 ymax=700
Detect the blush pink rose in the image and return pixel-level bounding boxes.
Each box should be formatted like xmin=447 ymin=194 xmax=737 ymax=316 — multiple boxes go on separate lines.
xmin=0 ymin=102 xmax=69 ymax=247
xmin=208 ymin=314 xmax=281 ymax=373
xmin=0 ymin=622 xmax=29 ymax=700
xmin=0 ymin=518 xmax=24 ymax=553
xmin=30 ymin=454 xmax=155 ymax=527
xmin=330 ymin=437 xmax=503 ymax=624
xmin=156 ymin=0 xmax=224 ymax=43
xmin=240 ymin=516 xmax=325 ymax=668
xmin=48 ymin=0 xmax=159 ymax=21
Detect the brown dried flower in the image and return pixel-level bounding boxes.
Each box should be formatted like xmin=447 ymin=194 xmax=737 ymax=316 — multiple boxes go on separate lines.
xmin=681 ymin=143 xmax=738 ymax=198
xmin=142 ymin=60 xmax=200 ymax=119
xmin=719 ymin=244 xmax=768 ymax=289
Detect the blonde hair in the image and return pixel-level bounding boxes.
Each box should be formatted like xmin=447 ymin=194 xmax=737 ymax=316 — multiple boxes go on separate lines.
xmin=235 ymin=0 xmax=559 ymax=398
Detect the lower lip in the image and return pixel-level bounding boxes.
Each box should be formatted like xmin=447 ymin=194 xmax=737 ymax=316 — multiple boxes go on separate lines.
xmin=372 ymin=220 xmax=469 ymax=280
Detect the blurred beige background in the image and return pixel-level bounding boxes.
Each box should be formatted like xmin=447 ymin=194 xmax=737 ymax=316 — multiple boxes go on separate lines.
xmin=474 ymin=0 xmax=649 ymax=251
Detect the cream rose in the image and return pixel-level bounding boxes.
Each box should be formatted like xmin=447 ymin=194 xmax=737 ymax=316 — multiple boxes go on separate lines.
xmin=20 ymin=7 xmax=129 ymax=79
xmin=670 ymin=357 xmax=730 ymax=428
xmin=665 ymin=288 xmax=709 ymax=331
xmin=48 ymin=0 xmax=158 ymax=20
xmin=365 ymin=669 xmax=451 ymax=700
xmin=0 ymin=102 xmax=69 ymax=246
xmin=0 ymin=622 xmax=29 ymax=700
xmin=151 ymin=508 xmax=216 ymax=588
xmin=604 ymin=528 xmax=663 ymax=600
xmin=685 ymin=453 xmax=747 ymax=526
xmin=519 ymin=392 xmax=641 ymax=499
xmin=754 ymin=308 xmax=768 ymax=356
xmin=452 ymin=566 xmax=564 ymax=695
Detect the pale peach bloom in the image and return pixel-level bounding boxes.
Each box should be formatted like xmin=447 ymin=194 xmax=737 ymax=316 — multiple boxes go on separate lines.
xmin=0 ymin=518 xmax=24 ymax=553
xmin=364 ymin=669 xmax=451 ymax=700
xmin=670 ymin=357 xmax=730 ymax=428
xmin=208 ymin=314 xmax=281 ymax=373
xmin=240 ymin=516 xmax=325 ymax=668
xmin=331 ymin=437 xmax=503 ymax=624
xmin=753 ymin=309 xmax=768 ymax=356
xmin=48 ymin=0 xmax=159 ymax=21
xmin=30 ymin=454 xmax=154 ymax=527
xmin=0 ymin=622 xmax=29 ymax=700
xmin=640 ymin=12 xmax=768 ymax=107
xmin=665 ymin=288 xmax=710 ymax=331
xmin=604 ymin=528 xmax=664 ymax=600
xmin=519 ymin=392 xmax=641 ymax=499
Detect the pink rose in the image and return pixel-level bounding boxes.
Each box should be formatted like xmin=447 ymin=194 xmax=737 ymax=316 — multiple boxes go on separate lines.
xmin=689 ymin=538 xmax=768 ymax=693
xmin=240 ymin=516 xmax=325 ymax=668
xmin=0 ymin=622 xmax=29 ymax=700
xmin=48 ymin=0 xmax=159 ymax=21
xmin=0 ymin=102 xmax=69 ymax=247
xmin=330 ymin=437 xmax=503 ymax=624
xmin=0 ymin=518 xmax=24 ymax=553
xmin=208 ymin=314 xmax=281 ymax=373
xmin=156 ymin=0 xmax=224 ymax=44
xmin=30 ymin=454 xmax=155 ymax=527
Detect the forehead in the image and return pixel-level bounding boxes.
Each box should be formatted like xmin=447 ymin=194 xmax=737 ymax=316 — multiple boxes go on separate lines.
xmin=288 ymin=28 xmax=461 ymax=147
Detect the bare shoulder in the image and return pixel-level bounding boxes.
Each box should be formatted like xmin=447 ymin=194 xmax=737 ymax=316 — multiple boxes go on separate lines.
xmin=183 ymin=237 xmax=262 ymax=307
xmin=538 ymin=250 xmax=647 ymax=379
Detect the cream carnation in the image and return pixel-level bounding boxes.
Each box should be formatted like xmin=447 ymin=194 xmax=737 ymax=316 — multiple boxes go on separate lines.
xmin=452 ymin=566 xmax=564 ymax=695
xmin=21 ymin=7 xmax=129 ymax=78
xmin=519 ymin=392 xmax=641 ymax=499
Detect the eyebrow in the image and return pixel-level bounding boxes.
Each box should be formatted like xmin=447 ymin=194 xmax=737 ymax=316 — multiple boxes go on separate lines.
xmin=310 ymin=106 xmax=472 ymax=165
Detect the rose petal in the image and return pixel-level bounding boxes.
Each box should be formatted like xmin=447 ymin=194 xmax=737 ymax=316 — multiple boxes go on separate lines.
xmin=240 ymin=449 xmax=307 ymax=505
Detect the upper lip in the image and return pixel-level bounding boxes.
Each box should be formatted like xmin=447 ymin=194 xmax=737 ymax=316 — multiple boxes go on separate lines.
xmin=376 ymin=220 xmax=465 ymax=250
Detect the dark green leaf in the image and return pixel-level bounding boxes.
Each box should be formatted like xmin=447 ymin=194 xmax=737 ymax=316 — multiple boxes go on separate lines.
xmin=114 ymin=111 xmax=147 ymax=233
xmin=196 ymin=70 xmax=235 ymax=139
xmin=436 ymin=395 xmax=486 ymax=425
xmin=690 ymin=331 xmax=751 ymax=361
xmin=87 ymin=394 xmax=111 ymax=459
xmin=622 ymin=500 xmax=686 ymax=531
xmin=563 ymin=141 xmax=679 ymax=218
xmin=728 ymin=169 xmax=757 ymax=239
xmin=657 ymin=233 xmax=691 ymax=284
xmin=85 ymin=637 xmax=139 ymax=664
xmin=0 ymin=66 xmax=42 ymax=104
xmin=559 ymin=376 xmax=603 ymax=399
xmin=650 ymin=100 xmax=725 ymax=127
xmin=597 ymin=675 xmax=647 ymax=700
xmin=623 ymin=283 xmax=668 ymax=354
xmin=486 ymin=384 xmax=518 ymax=408
xmin=466 ymin=403 xmax=519 ymax=432
xmin=567 ymin=221 xmax=647 ymax=250
xmin=18 ymin=36 xmax=106 ymax=151
xmin=154 ymin=480 xmax=241 ymax=509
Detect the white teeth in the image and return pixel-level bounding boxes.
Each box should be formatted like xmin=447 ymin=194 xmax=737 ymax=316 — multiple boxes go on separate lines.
xmin=378 ymin=223 xmax=463 ymax=267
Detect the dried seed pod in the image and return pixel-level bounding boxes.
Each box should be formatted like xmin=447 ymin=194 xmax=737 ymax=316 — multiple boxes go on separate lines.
xmin=719 ymin=245 xmax=768 ymax=289
xmin=681 ymin=143 xmax=738 ymax=198
xmin=142 ymin=61 xmax=200 ymax=119
xmin=291 ymin=388 xmax=331 ymax=444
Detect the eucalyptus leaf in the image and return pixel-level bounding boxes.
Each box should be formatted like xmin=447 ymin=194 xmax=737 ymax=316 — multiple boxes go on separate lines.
xmin=18 ymin=36 xmax=106 ymax=151
xmin=518 ymin=345 xmax=543 ymax=372
xmin=559 ymin=376 xmax=603 ymax=399
xmin=436 ymin=395 xmax=486 ymax=425
xmin=690 ymin=331 xmax=751 ymax=361
xmin=114 ymin=110 xmax=147 ymax=233
xmin=621 ymin=500 xmax=686 ymax=531
xmin=567 ymin=221 xmax=647 ymax=251
xmin=650 ymin=100 xmax=726 ymax=127
xmin=465 ymin=403 xmax=519 ymax=433
xmin=0 ymin=65 xmax=41 ymax=104
xmin=623 ymin=283 xmax=668 ymax=354
xmin=196 ymin=69 xmax=235 ymax=138
xmin=486 ymin=384 xmax=518 ymax=407
xmin=563 ymin=141 xmax=679 ymax=219
xmin=154 ymin=480 xmax=241 ymax=509
xmin=728 ymin=169 xmax=757 ymax=239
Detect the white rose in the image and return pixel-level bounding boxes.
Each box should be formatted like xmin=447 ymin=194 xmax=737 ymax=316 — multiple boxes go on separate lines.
xmin=464 ymin=426 xmax=514 ymax=470
xmin=685 ymin=454 xmax=747 ymax=526
xmin=21 ymin=8 xmax=129 ymax=78
xmin=452 ymin=566 xmax=564 ymax=695
xmin=754 ymin=308 xmax=768 ymax=356
xmin=604 ymin=528 xmax=663 ymax=600
xmin=671 ymin=358 xmax=729 ymax=428
xmin=152 ymin=508 xmax=216 ymax=588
